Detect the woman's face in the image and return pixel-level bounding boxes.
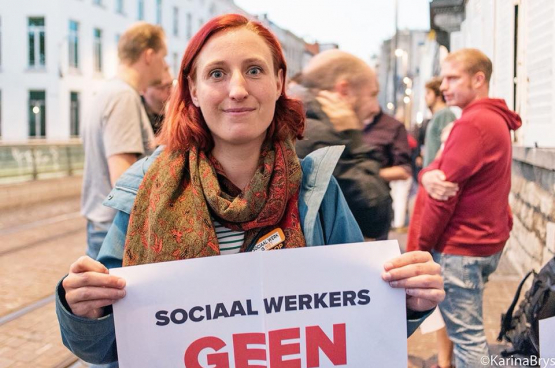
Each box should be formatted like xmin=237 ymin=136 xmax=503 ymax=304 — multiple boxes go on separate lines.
xmin=189 ymin=28 xmax=283 ymax=149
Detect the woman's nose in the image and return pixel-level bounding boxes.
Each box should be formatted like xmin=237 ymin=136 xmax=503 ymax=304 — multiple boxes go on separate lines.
xmin=229 ymin=71 xmax=248 ymax=101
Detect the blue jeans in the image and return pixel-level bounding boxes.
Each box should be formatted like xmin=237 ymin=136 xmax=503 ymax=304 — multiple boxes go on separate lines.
xmin=86 ymin=220 xmax=112 ymax=260
xmin=433 ymin=251 xmax=502 ymax=368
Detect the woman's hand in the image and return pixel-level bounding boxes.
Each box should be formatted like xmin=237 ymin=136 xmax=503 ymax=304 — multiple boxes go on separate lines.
xmin=382 ymin=251 xmax=444 ymax=312
xmin=62 ymin=256 xmax=126 ymax=319
xmin=421 ymin=169 xmax=458 ymax=201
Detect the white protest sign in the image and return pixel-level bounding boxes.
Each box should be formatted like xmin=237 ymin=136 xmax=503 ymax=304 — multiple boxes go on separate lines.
xmin=540 ymin=315 xmax=555 ymax=360
xmin=111 ymin=240 xmax=407 ymax=367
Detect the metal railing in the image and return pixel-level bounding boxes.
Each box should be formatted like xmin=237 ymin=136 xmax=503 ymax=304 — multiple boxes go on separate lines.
xmin=0 ymin=139 xmax=84 ymax=184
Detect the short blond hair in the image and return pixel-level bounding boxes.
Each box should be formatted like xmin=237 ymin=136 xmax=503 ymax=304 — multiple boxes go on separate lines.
xmin=444 ymin=48 xmax=492 ymax=83
xmin=118 ymin=22 xmax=166 ymax=64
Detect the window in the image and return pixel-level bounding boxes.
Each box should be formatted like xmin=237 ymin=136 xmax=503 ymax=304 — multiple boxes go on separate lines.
xmin=173 ymin=52 xmax=179 ymax=77
xmin=186 ymin=13 xmax=192 ymax=39
xmin=173 ymin=7 xmax=179 ymax=36
xmin=69 ymin=20 xmax=79 ymax=68
xmin=156 ymin=0 xmax=162 ymax=25
xmin=116 ymin=0 xmax=124 ymax=14
xmin=137 ymin=0 xmax=144 ymax=20
xmin=70 ymin=92 xmax=80 ymax=136
xmin=28 ymin=17 xmax=46 ymax=68
xmin=29 ymin=91 xmax=46 ymax=138
xmin=93 ymin=28 xmax=102 ymax=72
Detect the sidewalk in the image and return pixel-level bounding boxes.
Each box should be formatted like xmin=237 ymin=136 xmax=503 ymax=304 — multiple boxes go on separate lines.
xmin=389 ymin=230 xmax=524 ymax=368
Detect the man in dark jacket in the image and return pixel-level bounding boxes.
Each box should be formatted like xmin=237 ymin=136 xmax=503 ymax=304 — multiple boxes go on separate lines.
xmin=419 ymin=48 xmax=522 ymax=368
xmin=295 ymin=50 xmax=392 ymax=239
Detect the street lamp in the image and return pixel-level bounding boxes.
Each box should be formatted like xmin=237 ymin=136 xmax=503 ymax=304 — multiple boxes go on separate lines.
xmin=33 ymin=106 xmax=40 ymax=114
xmin=403 ymin=96 xmax=411 ymax=104
xmin=387 ymin=102 xmax=395 ymax=111
xmin=405 ymin=88 xmax=412 ymax=96
xmin=416 ymin=111 xmax=424 ymax=125
xmin=395 ymin=48 xmax=405 ymax=57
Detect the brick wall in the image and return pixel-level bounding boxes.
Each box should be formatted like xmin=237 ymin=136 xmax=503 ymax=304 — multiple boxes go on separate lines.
xmin=505 ymin=147 xmax=555 ymax=275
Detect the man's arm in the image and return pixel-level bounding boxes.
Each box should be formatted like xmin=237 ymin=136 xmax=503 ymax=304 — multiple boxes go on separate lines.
xmin=418 ymin=123 xmax=484 ymax=249
xmin=103 ymin=90 xmax=151 ymax=186
xmin=108 ymin=153 xmax=138 ymax=186
xmin=420 ymin=167 xmax=458 ymax=201
xmin=379 ymin=165 xmax=410 ymax=181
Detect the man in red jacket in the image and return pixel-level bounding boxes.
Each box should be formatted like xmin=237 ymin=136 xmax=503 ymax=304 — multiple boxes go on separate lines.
xmin=418 ymin=48 xmax=521 ymax=368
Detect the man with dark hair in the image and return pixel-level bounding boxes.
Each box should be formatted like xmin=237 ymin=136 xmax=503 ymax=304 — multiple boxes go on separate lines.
xmin=419 ymin=48 xmax=521 ymax=367
xmin=423 ymin=77 xmax=456 ymax=167
xmin=296 ymin=50 xmax=392 ymax=240
xmin=81 ymin=22 xmax=168 ymax=264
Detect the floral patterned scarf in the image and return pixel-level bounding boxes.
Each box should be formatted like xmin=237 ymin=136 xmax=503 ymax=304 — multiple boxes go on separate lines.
xmin=123 ymin=139 xmax=306 ymax=266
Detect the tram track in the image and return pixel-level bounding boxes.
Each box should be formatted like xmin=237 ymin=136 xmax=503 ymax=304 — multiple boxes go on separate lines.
xmin=0 ymin=196 xmax=87 ymax=367
xmin=0 ymin=211 xmax=82 ymax=237
xmin=0 ymin=294 xmax=55 ymax=327
xmin=0 ymin=214 xmax=86 ymax=317
xmin=0 ymin=226 xmax=83 ymax=257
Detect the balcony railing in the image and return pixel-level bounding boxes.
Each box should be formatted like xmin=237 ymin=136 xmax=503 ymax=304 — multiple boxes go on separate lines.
xmin=0 ymin=139 xmax=84 ymax=184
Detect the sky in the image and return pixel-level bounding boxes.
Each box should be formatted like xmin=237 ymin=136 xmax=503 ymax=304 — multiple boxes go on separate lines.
xmin=234 ymin=0 xmax=431 ymax=62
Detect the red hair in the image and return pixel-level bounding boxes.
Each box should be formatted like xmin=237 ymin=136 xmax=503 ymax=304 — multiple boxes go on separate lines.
xmin=157 ymin=14 xmax=305 ymax=153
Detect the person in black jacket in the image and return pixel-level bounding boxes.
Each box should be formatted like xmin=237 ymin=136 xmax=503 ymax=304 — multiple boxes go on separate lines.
xmin=294 ymin=50 xmax=392 ymax=239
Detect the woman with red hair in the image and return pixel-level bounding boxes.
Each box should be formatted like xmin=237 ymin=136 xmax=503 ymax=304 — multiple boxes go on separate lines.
xmin=56 ymin=14 xmax=444 ymax=365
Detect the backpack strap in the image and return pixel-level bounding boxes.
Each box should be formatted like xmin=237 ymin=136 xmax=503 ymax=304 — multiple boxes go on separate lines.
xmin=498 ymin=270 xmax=535 ymax=341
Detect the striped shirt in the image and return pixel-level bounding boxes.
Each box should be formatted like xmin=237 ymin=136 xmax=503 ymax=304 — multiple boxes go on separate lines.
xmin=213 ymin=220 xmax=245 ymax=255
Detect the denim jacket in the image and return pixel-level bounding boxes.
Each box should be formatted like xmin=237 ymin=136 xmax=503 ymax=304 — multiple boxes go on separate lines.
xmin=56 ymin=146 xmax=427 ymax=365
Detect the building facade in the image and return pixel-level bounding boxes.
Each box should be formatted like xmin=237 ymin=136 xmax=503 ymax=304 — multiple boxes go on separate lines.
xmin=0 ymin=0 xmax=311 ymax=141
xmin=429 ymin=0 xmax=555 ymax=274
xmin=377 ymin=29 xmax=429 ymax=126
xmin=255 ymin=14 xmax=306 ymax=78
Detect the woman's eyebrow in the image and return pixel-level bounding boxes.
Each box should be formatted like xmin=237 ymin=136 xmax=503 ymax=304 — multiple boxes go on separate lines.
xmin=202 ymin=60 xmax=227 ymax=70
xmin=200 ymin=57 xmax=270 ymax=75
xmin=242 ymin=57 xmax=268 ymax=65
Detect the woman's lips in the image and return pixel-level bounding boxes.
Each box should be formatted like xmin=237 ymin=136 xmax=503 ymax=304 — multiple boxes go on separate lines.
xmin=223 ymin=107 xmax=256 ymax=115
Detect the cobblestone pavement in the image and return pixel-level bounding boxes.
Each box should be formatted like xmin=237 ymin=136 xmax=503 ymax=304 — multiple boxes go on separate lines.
xmin=0 ymin=196 xmax=85 ymax=368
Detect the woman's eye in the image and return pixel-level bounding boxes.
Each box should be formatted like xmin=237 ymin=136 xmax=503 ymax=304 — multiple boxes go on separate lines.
xmin=209 ymin=70 xmax=224 ymax=79
xmin=247 ymin=67 xmax=262 ymax=76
